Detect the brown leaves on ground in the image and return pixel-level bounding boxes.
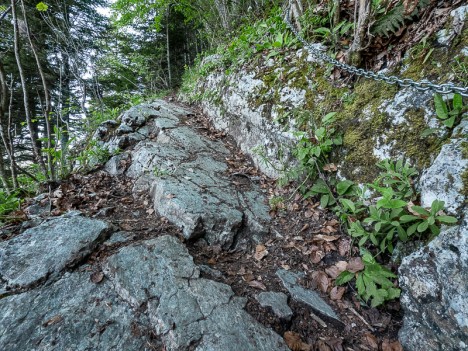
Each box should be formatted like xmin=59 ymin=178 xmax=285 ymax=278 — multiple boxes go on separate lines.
xmin=284 ymin=331 xmax=311 ymax=351
xmin=254 ymin=244 xmax=269 ymax=261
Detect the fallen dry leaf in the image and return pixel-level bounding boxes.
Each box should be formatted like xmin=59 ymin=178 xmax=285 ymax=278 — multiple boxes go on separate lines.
xmin=312 ymin=271 xmax=330 ymax=293
xmin=284 ymin=331 xmax=311 ymax=351
xmin=312 ymin=234 xmax=340 ymax=242
xmin=304 ymin=210 xmax=314 ymax=218
xmin=325 ymin=266 xmax=342 ymax=279
xmin=382 ymin=339 xmax=404 ymax=351
xmin=330 ymin=286 xmax=346 ymax=300
xmin=338 ymin=239 xmax=351 ymax=256
xmin=347 ymin=257 xmax=365 ymax=273
xmin=362 ymin=333 xmax=379 ymax=350
xmin=335 ymin=261 xmax=348 ymax=271
xmin=90 ymin=271 xmax=104 ymax=284
xmin=254 ymin=244 xmax=269 ymax=261
xmin=248 ymin=280 xmax=266 ymax=290
xmin=42 ymin=315 xmax=63 ymax=327
xmin=317 ymin=340 xmax=332 ymax=351
xmin=310 ymin=250 xmax=325 ymax=264
xmin=323 ymin=163 xmax=338 ymax=172
xmin=322 ymin=337 xmax=344 ymax=351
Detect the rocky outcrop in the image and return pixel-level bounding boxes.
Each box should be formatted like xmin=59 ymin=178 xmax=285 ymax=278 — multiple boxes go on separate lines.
xmin=0 ymin=101 xmax=302 ymax=350
xmin=398 ymin=219 xmax=468 ymax=350
xmin=104 ymin=235 xmax=289 ymax=351
xmin=98 ymin=100 xmax=271 ymax=249
xmin=419 ymin=120 xmax=468 ymax=215
xmin=0 ymin=213 xmax=111 ymax=295
xmin=0 ymin=216 xmax=289 ymax=350
xmin=179 ymin=6 xmax=468 ymax=350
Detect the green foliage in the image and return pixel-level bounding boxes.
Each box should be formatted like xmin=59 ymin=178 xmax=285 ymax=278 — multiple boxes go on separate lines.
xmin=269 ymin=196 xmax=285 ymax=210
xmin=422 ymin=93 xmax=466 ymax=136
xmin=222 ymin=7 xmax=297 ymax=68
xmin=371 ymin=0 xmax=430 ymax=37
xmin=36 ymin=2 xmax=49 ymax=12
xmin=0 ymin=191 xmax=21 ymax=220
xmin=289 ymin=151 xmax=457 ymax=306
xmin=336 ymin=251 xmax=400 ymax=307
xmin=153 ymin=166 xmax=171 ymax=177
xmin=285 ymin=112 xmax=342 ymax=189
xmin=330 ymin=160 xmax=458 ymax=255
xmin=433 ymin=93 xmax=465 ymax=128
xmin=74 ymin=140 xmax=120 ymax=172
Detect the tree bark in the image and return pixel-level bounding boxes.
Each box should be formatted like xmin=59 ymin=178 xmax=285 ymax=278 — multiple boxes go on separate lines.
xmin=20 ymin=0 xmax=55 ymax=180
xmin=348 ymin=0 xmax=371 ymax=65
xmin=0 ymin=60 xmax=18 ymax=190
xmin=11 ymin=0 xmax=47 ymax=179
xmin=166 ymin=8 xmax=172 ymax=88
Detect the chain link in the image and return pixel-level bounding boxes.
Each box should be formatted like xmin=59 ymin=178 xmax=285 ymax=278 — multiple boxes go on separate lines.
xmin=284 ymin=8 xmax=468 ymax=97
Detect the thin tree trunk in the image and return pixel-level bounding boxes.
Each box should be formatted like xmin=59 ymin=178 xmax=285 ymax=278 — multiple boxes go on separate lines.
xmin=11 ymin=0 xmax=47 ymax=179
xmin=0 ymin=152 xmax=10 ymax=193
xmin=7 ymin=74 xmax=18 ymax=189
xmin=288 ymin=0 xmax=304 ymax=31
xmin=0 ymin=60 xmax=17 ymax=190
xmin=20 ymin=0 xmax=55 ymax=180
xmin=348 ymin=0 xmax=371 ymax=65
xmin=166 ymin=9 xmax=172 ymax=88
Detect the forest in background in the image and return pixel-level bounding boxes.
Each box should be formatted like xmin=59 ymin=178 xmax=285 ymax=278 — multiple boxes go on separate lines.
xmin=0 ymin=0 xmax=465 ymax=211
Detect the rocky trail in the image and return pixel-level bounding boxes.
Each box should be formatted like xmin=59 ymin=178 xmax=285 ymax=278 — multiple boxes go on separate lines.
xmin=1 ymin=100 xmax=409 ymax=350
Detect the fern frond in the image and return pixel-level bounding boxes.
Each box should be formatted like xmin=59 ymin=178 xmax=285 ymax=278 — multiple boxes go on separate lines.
xmin=371 ymin=0 xmax=430 ymax=37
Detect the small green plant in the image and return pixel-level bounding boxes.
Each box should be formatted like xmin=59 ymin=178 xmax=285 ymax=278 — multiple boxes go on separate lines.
xmin=288 ymin=112 xmax=342 ymax=187
xmin=336 ymin=250 xmax=401 ymax=307
xmin=74 ymin=141 xmax=120 ymax=172
xmin=399 ymin=200 xmax=457 ymax=239
xmin=153 ymin=166 xmax=171 ymax=177
xmin=269 ymin=196 xmax=285 ymax=210
xmin=0 ymin=190 xmax=21 ymax=223
xmin=433 ymin=93 xmax=465 ymax=128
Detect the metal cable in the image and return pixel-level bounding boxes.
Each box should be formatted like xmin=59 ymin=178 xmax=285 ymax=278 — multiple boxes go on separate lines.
xmin=284 ymin=8 xmax=468 ymax=97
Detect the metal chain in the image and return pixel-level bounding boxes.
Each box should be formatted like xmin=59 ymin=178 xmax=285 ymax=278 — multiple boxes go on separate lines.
xmin=284 ymin=8 xmax=468 ymax=97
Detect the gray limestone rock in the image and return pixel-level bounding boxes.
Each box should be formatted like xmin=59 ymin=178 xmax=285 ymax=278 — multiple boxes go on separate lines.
xmin=256 ymin=292 xmax=293 ymax=321
xmin=0 ymin=214 xmax=111 ymax=294
xmin=104 ymin=235 xmax=289 ymax=351
xmin=102 ymin=101 xmax=271 ymax=248
xmin=399 ymin=219 xmax=468 ymax=351
xmin=24 ymin=193 xmax=51 ymax=217
xmin=276 ymin=269 xmax=341 ymax=325
xmin=0 ymin=271 xmax=155 ymax=351
xmin=116 ymin=123 xmax=134 ymax=135
xmin=419 ymin=129 xmax=467 ymax=215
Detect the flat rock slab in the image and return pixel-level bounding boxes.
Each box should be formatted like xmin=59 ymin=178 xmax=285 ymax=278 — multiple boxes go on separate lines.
xmin=0 ymin=214 xmax=111 ymax=294
xmin=104 ymin=235 xmax=289 ymax=351
xmin=276 ymin=269 xmax=341 ymax=325
xmin=102 ymin=100 xmax=271 ymax=248
xmin=0 ymin=271 xmax=155 ymax=350
xmin=256 ymin=292 xmax=293 ymax=321
xmin=399 ymin=220 xmax=468 ymax=351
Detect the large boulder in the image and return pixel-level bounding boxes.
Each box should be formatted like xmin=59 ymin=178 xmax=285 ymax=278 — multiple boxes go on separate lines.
xmin=0 ymin=213 xmax=111 ymax=295
xmin=101 ymin=100 xmax=271 ymax=248
xmin=104 ymin=235 xmax=289 ymax=351
xmin=0 ymin=271 xmax=155 ymax=351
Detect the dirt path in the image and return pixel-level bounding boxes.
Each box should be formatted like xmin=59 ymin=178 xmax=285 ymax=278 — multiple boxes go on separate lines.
xmin=2 ymin=99 xmax=403 ymax=351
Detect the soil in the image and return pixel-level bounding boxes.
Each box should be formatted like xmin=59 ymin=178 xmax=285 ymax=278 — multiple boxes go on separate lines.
xmin=0 ymin=99 xmax=403 ymax=351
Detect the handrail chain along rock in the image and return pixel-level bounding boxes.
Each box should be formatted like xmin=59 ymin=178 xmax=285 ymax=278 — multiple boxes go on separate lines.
xmin=284 ymin=7 xmax=468 ymax=97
